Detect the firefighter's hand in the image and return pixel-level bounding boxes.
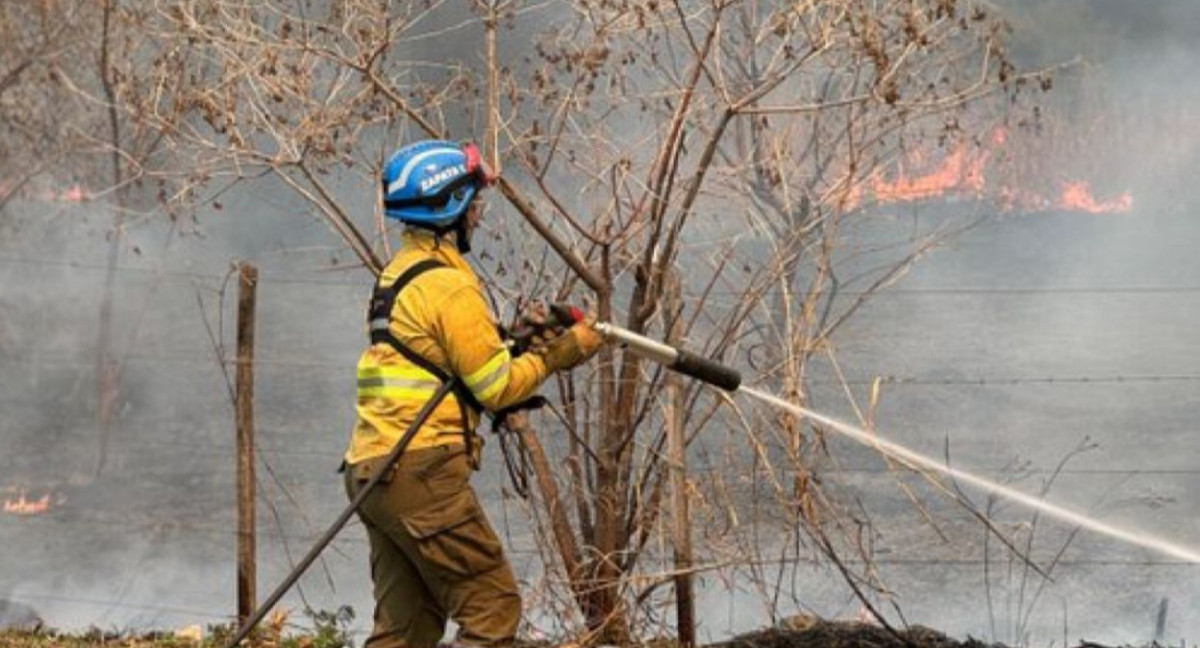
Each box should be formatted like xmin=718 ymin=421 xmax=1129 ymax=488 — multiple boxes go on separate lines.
xmin=517 ymin=301 xmax=549 ymax=330
xmin=522 ymin=302 xmax=569 ymax=337
xmin=539 ymin=320 xmax=604 ymax=372
xmin=508 ymin=302 xmax=566 ymax=356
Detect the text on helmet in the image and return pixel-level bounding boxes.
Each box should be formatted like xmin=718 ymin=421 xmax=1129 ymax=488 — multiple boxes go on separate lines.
xmin=420 ymin=164 xmax=467 ymax=193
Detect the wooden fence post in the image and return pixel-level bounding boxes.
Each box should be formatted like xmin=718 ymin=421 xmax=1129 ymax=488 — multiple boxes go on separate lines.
xmin=236 ymin=262 xmax=258 ymax=625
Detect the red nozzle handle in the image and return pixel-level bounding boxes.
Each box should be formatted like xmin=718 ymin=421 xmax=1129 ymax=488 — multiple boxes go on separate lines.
xmin=549 ymin=303 xmax=585 ymax=326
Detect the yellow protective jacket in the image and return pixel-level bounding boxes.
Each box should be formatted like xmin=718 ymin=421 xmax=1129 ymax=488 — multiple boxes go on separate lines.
xmin=345 ymin=230 xmax=551 ymax=465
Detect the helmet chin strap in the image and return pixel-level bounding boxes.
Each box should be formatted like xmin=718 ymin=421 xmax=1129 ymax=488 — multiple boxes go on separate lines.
xmin=455 ymin=215 xmax=472 ymax=253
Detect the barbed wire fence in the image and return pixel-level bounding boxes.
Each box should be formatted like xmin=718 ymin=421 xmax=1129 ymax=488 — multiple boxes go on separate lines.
xmin=2 ymin=251 xmax=1197 ymax=639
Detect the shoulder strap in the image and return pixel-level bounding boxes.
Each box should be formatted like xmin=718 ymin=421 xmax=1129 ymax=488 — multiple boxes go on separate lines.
xmin=366 ymin=259 xmax=484 ymax=415
xmin=368 ymin=258 xmax=447 ymax=356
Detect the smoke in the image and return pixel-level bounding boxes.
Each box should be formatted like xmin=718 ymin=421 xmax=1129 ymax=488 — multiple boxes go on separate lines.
xmin=0 ymin=598 xmax=42 ymax=630
xmin=0 ymin=188 xmax=373 ymax=632
xmin=998 ymin=0 xmax=1200 ymax=199
xmin=803 ymin=1 xmax=1200 ymax=641
xmin=3 ymin=1 xmax=1198 ymax=642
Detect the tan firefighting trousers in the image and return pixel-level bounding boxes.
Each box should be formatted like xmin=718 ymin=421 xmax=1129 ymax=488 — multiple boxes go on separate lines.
xmin=345 ymin=445 xmax=522 ymax=648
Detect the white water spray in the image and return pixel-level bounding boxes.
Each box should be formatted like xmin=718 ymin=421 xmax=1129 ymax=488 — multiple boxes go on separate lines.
xmin=592 ymin=320 xmax=1200 ymax=563
xmin=738 ymin=386 xmax=1200 ymax=564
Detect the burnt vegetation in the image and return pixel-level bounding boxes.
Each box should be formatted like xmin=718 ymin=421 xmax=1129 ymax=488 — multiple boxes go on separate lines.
xmin=5 ymin=0 xmax=1173 ymax=645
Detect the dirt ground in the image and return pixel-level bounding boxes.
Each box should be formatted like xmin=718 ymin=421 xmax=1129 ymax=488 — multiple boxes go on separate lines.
xmin=0 ymin=620 xmax=1145 ymax=648
xmin=717 ymin=622 xmax=1001 ymax=648
xmin=710 ymin=620 xmax=1135 ymax=648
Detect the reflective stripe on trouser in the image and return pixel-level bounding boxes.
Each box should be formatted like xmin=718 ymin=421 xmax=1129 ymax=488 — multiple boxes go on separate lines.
xmin=345 ymin=446 xmax=521 ymax=648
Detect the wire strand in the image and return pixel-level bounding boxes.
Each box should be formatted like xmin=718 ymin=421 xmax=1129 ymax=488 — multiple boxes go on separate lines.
xmin=5 ymin=254 xmax=1200 ymax=294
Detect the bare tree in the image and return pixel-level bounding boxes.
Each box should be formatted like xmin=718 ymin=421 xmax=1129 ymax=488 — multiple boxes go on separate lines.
xmin=107 ymin=0 xmax=1048 ymax=641
xmin=0 ymin=0 xmax=171 ymax=479
xmin=491 ymin=2 xmax=1045 ymax=639
xmin=0 ymin=1 xmax=90 ymax=213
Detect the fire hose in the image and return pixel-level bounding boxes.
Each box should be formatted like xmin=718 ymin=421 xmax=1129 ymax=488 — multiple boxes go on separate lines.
xmin=223 ymin=312 xmax=741 ymax=647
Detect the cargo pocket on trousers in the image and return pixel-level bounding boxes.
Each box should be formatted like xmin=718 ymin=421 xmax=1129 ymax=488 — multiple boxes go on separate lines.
xmin=401 ymin=490 xmax=504 ymax=580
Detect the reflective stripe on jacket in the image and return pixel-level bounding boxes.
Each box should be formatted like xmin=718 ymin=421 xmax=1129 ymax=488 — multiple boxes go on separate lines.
xmin=345 ymin=230 xmax=550 ymax=464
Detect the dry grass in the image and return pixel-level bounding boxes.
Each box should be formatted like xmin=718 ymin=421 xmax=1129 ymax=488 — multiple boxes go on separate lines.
xmin=0 ymin=609 xmax=349 ymax=648
xmin=1 ymin=622 xmax=1156 ymax=648
xmin=0 ymin=629 xmax=335 ymax=648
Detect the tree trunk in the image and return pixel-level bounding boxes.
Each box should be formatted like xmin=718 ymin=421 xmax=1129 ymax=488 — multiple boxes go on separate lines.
xmin=665 ymin=272 xmax=695 ymax=647
xmin=93 ymin=0 xmax=123 ymax=479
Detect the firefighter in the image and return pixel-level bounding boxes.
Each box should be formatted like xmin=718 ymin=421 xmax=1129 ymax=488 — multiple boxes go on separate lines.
xmin=344 ymin=139 xmax=603 ymax=648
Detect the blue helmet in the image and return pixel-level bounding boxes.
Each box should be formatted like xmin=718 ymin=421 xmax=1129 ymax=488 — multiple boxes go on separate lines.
xmin=382 ymin=140 xmax=492 ymax=228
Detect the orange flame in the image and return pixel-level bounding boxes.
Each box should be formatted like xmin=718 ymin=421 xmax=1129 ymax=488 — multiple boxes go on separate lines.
xmin=869 ymin=147 xmax=987 ymax=204
xmin=0 ymin=181 xmax=88 ymax=203
xmin=2 ymin=488 xmax=57 ymax=515
xmin=60 ymin=185 xmax=87 ymax=202
xmin=1055 ymin=181 xmax=1132 ymax=214
xmin=846 ymin=130 xmax=1132 ymax=215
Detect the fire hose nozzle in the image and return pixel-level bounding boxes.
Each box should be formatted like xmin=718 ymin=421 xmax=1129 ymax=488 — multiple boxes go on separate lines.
xmin=506 ymin=303 xmax=587 ymax=355
xmin=593 ymin=322 xmax=742 ymax=392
